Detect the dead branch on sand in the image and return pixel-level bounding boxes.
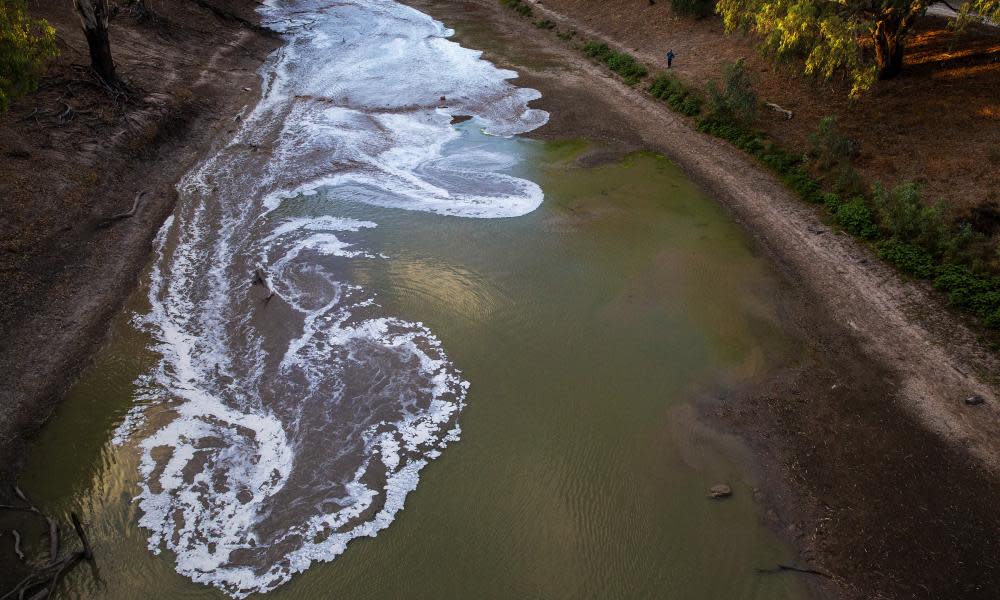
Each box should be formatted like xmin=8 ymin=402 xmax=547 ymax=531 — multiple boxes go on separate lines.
xmin=96 ymin=191 xmax=146 ymax=228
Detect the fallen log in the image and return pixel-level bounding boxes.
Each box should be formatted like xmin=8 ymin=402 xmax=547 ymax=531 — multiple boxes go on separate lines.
xmin=755 ymin=563 xmax=831 ymax=578
xmin=764 ymin=102 xmax=793 ymax=120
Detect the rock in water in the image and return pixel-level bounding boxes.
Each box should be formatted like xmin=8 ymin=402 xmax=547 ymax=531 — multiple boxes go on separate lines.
xmin=708 ymin=483 xmax=732 ymax=499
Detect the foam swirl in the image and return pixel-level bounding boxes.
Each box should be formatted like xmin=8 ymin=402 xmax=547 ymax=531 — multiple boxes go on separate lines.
xmin=113 ymin=0 xmax=547 ymax=596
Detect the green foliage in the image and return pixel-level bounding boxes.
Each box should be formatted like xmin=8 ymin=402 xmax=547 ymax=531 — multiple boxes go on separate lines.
xmin=955 ymin=0 xmax=1000 ymax=29
xmin=809 ymin=116 xmax=864 ymax=196
xmin=534 ymin=19 xmax=555 ymax=29
xmin=582 ymin=41 xmax=648 ymax=84
xmin=556 ymin=29 xmax=576 ymax=40
xmin=757 ymin=144 xmax=801 ymax=174
xmin=0 ymin=0 xmax=57 ymax=111
xmin=877 ymin=239 xmax=938 ymax=279
xmin=648 ymin=73 xmax=702 ymax=116
xmin=833 ymin=197 xmax=879 ymax=239
xmin=933 ymin=265 xmax=1000 ymax=328
xmin=782 ymin=166 xmax=823 ymax=203
xmin=671 ymin=0 xmax=716 ymax=18
xmin=500 ymin=0 xmax=533 ymax=17
xmin=715 ymin=0 xmax=891 ymax=95
xmin=704 ymin=59 xmax=757 ymax=127
xmin=809 ymin=116 xmax=857 ymax=171
xmin=871 ymin=182 xmax=972 ymax=261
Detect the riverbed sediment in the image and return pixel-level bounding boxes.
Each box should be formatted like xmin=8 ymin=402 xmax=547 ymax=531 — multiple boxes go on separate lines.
xmin=405 ymin=1 xmax=1000 ymax=598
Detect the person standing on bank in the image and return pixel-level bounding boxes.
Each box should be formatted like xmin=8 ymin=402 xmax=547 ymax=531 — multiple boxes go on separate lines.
xmin=666 ymin=49 xmax=675 ymax=68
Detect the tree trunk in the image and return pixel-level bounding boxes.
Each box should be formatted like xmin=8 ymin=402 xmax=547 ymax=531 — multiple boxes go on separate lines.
xmin=873 ymin=19 xmax=906 ymax=80
xmin=73 ymin=0 xmax=116 ymax=84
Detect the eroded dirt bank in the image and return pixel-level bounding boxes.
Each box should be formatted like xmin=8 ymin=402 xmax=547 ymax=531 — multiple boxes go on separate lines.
xmin=407 ymin=1 xmax=1000 ymax=598
xmin=0 ymin=1 xmax=277 ymax=482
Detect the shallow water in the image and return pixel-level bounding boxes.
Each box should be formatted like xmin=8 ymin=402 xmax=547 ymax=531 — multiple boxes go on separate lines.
xmin=19 ymin=1 xmax=806 ymax=598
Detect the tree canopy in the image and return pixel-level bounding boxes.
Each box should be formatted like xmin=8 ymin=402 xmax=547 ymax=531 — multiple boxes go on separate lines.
xmin=0 ymin=0 xmax=57 ymax=111
xmin=715 ymin=0 xmax=1000 ymax=96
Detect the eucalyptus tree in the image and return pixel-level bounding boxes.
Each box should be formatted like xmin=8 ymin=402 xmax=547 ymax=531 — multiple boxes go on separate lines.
xmin=715 ymin=0 xmax=1000 ymax=95
xmin=73 ymin=0 xmax=115 ymax=84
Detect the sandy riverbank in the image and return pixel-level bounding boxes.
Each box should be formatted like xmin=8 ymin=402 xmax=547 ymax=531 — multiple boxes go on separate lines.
xmin=406 ymin=0 xmax=1000 ymax=598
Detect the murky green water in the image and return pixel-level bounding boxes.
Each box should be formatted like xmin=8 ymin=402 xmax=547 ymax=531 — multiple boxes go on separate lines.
xmin=20 ymin=139 xmax=806 ymax=599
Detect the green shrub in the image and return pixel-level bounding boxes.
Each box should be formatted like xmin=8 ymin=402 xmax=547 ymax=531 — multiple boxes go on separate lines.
xmin=834 ymin=197 xmax=879 ymax=239
xmin=877 ymin=239 xmax=937 ymax=279
xmin=582 ymin=41 xmax=612 ymax=60
xmin=823 ymin=192 xmax=843 ymax=211
xmin=783 ymin=167 xmax=823 ymax=204
xmin=0 ymin=0 xmax=58 ymax=111
xmin=534 ymin=19 xmax=555 ymax=29
xmin=810 ymin=116 xmax=857 ymax=171
xmin=705 ymin=59 xmax=757 ymax=127
xmin=648 ymin=73 xmax=702 ymax=116
xmin=934 ymin=265 xmax=995 ymax=307
xmin=500 ymin=0 xmax=533 ymax=17
xmin=671 ymin=0 xmax=716 ymax=17
xmin=984 ymin=307 xmax=1000 ymax=330
xmin=556 ymin=29 xmax=576 ymax=40
xmin=871 ymin=182 xmax=974 ymax=261
xmin=582 ymin=41 xmax=648 ymax=84
xmin=932 ymin=265 xmax=1000 ymax=328
xmin=696 ymin=118 xmax=759 ymax=152
xmin=759 ymin=146 xmax=802 ymax=175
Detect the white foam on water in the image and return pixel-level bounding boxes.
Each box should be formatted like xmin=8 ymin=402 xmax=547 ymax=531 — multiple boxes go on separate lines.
xmin=113 ymin=0 xmax=548 ymax=597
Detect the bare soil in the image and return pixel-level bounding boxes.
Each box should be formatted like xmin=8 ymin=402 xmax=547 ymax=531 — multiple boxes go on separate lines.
xmin=407 ymin=1 xmax=1000 ymax=598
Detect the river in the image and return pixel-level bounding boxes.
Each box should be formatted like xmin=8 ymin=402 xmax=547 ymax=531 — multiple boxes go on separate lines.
xmin=20 ymin=0 xmax=807 ymax=598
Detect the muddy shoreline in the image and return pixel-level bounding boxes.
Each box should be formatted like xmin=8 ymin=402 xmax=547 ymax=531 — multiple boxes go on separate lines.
xmin=0 ymin=3 xmax=277 ymax=485
xmin=409 ymin=1 xmax=1000 ymax=598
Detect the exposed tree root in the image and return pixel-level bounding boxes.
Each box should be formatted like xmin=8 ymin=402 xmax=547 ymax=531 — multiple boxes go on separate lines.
xmin=0 ymin=486 xmax=95 ymax=599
